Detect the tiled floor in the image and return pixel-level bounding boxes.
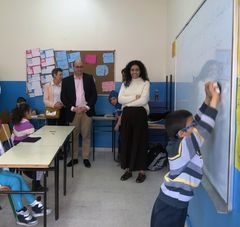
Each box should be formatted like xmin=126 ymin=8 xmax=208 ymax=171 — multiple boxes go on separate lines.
xmin=0 ymin=151 xmax=167 ymax=227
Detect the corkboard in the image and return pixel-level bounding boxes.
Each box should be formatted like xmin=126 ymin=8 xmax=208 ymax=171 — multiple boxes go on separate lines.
xmin=54 ymin=50 xmax=115 ymax=95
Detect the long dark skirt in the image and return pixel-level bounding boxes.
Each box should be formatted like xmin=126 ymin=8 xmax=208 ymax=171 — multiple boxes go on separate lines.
xmin=120 ymin=107 xmax=148 ymax=171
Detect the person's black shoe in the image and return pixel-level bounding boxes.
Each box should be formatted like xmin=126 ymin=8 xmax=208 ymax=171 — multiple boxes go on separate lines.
xmin=120 ymin=171 xmax=132 ymax=181
xmin=83 ymin=159 xmax=91 ymax=168
xmin=136 ymin=173 xmax=146 ymax=183
xmin=67 ymin=159 xmax=78 ymax=167
xmin=16 ymin=207 xmax=38 ymax=226
xmin=32 ymin=180 xmax=48 ymax=192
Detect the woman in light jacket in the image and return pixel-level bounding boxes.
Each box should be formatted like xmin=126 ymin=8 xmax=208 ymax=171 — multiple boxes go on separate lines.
xmin=118 ymin=60 xmax=150 ymax=183
xmin=43 ymin=68 xmax=66 ymax=125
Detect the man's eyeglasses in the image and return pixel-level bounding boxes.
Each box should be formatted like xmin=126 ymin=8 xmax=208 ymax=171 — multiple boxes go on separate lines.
xmin=176 ymin=121 xmax=197 ymax=137
xmin=74 ymin=66 xmax=83 ymax=69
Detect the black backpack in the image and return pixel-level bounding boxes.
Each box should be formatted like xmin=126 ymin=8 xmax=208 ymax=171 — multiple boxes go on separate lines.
xmin=147 ymin=143 xmax=168 ymax=171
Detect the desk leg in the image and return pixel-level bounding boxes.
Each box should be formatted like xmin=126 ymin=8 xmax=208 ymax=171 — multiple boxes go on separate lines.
xmin=71 ymin=132 xmax=74 ymax=178
xmin=92 ymin=123 xmax=95 ymax=161
xmin=63 ymin=144 xmax=67 ymax=196
xmin=112 ymin=120 xmax=116 ymax=161
xmin=54 ymin=153 xmax=59 ymax=220
xmin=113 ymin=130 xmax=116 ymax=161
xmin=43 ymin=173 xmax=47 ymax=227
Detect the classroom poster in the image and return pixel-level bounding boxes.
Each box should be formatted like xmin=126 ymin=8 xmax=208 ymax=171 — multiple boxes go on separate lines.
xmin=26 ymin=48 xmax=55 ymax=97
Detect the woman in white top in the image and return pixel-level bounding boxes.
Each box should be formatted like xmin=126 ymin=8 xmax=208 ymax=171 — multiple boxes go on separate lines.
xmin=43 ymin=68 xmax=66 ymax=125
xmin=118 ymin=60 xmax=150 ymax=183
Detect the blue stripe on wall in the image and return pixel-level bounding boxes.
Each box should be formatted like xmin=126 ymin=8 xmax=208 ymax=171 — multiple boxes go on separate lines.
xmin=188 ymin=169 xmax=240 ymax=227
xmin=0 ymin=80 xmax=170 ymax=148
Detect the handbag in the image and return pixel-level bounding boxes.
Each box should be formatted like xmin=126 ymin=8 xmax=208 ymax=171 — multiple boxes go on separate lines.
xmin=45 ymin=107 xmax=60 ymax=119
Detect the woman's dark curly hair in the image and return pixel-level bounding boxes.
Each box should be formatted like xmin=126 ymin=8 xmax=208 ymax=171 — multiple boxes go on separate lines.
xmin=124 ymin=60 xmax=149 ymax=87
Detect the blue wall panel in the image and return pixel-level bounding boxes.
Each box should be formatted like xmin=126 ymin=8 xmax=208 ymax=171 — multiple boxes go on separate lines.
xmin=188 ymin=168 xmax=240 ymax=227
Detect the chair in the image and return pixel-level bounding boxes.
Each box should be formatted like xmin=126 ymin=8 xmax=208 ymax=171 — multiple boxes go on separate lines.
xmin=0 ymin=186 xmax=16 ymax=217
xmin=0 ymin=124 xmax=16 ymax=216
xmin=0 ymin=123 xmax=13 ymax=148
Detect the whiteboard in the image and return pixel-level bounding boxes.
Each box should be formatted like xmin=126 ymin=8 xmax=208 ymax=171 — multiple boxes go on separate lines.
xmin=175 ymin=0 xmax=233 ymax=203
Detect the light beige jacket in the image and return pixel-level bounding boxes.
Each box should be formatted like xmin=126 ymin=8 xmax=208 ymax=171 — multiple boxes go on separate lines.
xmin=43 ymin=82 xmax=61 ymax=108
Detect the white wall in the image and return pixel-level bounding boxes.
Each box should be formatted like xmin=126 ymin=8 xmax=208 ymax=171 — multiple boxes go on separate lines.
xmin=166 ymin=0 xmax=204 ymax=75
xmin=0 ymin=0 xmax=167 ymax=82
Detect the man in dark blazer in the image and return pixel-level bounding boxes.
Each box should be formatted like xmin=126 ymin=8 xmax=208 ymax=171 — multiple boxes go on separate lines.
xmin=61 ymin=60 xmax=97 ymax=167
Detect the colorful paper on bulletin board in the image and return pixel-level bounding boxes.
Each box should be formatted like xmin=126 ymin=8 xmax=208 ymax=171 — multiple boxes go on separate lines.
xmin=45 ymin=49 xmax=54 ymax=58
xmin=26 ymin=50 xmax=32 ymax=59
xmin=57 ymin=59 xmax=69 ymax=70
xmin=27 ymin=66 xmax=33 ymax=75
xmin=33 ymin=65 xmax=41 ymax=74
xmin=31 ymin=48 xmax=40 ymax=57
xmin=42 ymin=65 xmax=55 ymax=74
xmin=41 ymin=74 xmax=52 ymax=84
xmin=84 ymin=54 xmax=97 ymax=64
xmin=41 ymin=57 xmax=55 ymax=67
xmin=68 ymin=52 xmax=81 ymax=63
xmin=62 ymin=70 xmax=70 ymax=78
xmin=102 ymin=81 xmax=115 ymax=92
xmin=96 ymin=65 xmax=109 ymax=76
xmin=55 ymin=51 xmax=67 ymax=61
xmin=103 ymin=52 xmax=114 ymax=63
xmin=32 ymin=57 xmax=41 ymax=66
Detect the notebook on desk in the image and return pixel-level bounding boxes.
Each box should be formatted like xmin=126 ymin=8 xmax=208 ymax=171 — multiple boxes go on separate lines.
xmin=22 ymin=137 xmax=41 ymax=143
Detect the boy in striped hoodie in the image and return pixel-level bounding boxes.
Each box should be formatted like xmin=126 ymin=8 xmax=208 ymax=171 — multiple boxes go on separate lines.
xmin=151 ymin=81 xmax=220 ymax=227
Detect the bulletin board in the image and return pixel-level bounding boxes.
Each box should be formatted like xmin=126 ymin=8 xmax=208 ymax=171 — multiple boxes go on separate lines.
xmin=26 ymin=49 xmax=115 ymax=96
xmin=55 ymin=50 xmax=115 ymax=95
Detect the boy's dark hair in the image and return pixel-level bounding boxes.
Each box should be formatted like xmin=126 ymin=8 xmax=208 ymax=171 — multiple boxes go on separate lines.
xmin=165 ymin=110 xmax=193 ymax=139
xmin=51 ymin=68 xmax=63 ymax=77
xmin=16 ymin=97 xmax=26 ymax=105
xmin=11 ymin=103 xmax=31 ymax=125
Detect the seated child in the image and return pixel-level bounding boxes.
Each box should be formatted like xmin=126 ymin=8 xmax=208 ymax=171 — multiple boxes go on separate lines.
xmin=108 ymin=90 xmax=122 ymax=131
xmin=11 ymin=103 xmax=34 ymax=145
xmin=150 ymin=81 xmax=220 ymax=227
xmin=108 ymin=90 xmax=122 ymax=162
xmin=11 ymin=103 xmax=44 ymax=191
xmin=16 ymin=97 xmax=37 ymax=116
xmin=0 ymin=142 xmax=51 ymax=226
xmin=16 ymin=97 xmax=26 ymax=107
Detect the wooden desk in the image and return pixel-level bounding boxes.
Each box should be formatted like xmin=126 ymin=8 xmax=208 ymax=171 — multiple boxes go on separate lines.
xmin=92 ymin=116 xmax=116 ymax=161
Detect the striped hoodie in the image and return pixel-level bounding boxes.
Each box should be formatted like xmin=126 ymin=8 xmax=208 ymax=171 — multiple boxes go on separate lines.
xmin=159 ymin=103 xmax=218 ymax=208
xmin=12 ymin=118 xmax=35 ymax=145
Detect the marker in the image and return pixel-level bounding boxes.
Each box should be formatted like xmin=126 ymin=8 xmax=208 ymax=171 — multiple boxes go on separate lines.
xmin=213 ymin=82 xmax=221 ymax=94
